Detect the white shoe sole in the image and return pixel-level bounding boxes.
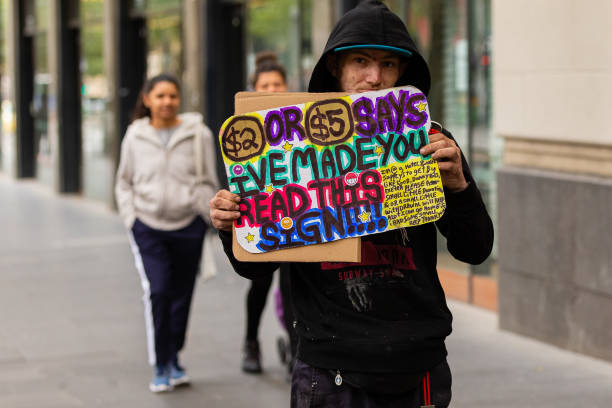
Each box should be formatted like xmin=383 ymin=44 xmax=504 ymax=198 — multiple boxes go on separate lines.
xmin=170 ymin=375 xmax=190 ymax=387
xmin=149 ymin=383 xmax=173 ymax=393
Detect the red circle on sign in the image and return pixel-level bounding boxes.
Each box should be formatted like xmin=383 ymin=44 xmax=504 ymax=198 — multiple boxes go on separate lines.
xmin=345 ymin=172 xmax=358 ymax=186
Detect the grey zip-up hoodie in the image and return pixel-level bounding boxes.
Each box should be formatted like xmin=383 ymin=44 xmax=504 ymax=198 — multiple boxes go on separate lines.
xmin=115 ymin=112 xmax=219 ymax=231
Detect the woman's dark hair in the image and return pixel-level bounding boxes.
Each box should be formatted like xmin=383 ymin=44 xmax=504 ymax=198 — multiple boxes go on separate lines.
xmin=249 ymin=51 xmax=287 ymax=89
xmin=131 ymin=73 xmax=181 ymax=122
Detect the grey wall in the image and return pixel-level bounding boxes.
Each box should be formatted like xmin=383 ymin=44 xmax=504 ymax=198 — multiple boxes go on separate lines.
xmin=497 ymin=167 xmax=612 ymax=362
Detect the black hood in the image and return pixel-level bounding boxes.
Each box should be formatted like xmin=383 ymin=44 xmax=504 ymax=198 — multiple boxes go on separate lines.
xmin=308 ymin=0 xmax=430 ymax=95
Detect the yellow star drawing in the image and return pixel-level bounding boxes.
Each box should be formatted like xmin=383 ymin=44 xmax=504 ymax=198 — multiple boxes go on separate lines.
xmin=416 ymin=100 xmax=428 ymax=112
xmin=283 ymin=141 xmax=293 ymax=153
xmin=374 ymin=145 xmax=384 ymax=156
xmin=245 ymin=232 xmax=255 ymax=243
xmin=265 ymin=184 xmax=275 ymax=194
xmin=358 ymin=212 xmax=371 ymax=223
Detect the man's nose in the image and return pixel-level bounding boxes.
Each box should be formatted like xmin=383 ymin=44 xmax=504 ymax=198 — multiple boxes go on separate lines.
xmin=365 ymin=65 xmax=382 ymax=84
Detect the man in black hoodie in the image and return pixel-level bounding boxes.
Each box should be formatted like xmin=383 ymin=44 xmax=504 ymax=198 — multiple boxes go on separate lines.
xmin=210 ymin=1 xmax=493 ymax=407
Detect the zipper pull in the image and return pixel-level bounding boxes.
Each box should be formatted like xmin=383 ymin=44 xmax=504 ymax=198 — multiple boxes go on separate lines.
xmin=334 ymin=369 xmax=342 ymax=386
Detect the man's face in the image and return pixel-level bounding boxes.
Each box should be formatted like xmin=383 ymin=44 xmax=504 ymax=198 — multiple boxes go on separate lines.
xmin=332 ymin=49 xmax=404 ymax=93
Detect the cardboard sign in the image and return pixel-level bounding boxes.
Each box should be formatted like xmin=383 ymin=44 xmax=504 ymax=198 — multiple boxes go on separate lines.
xmin=221 ymin=87 xmax=446 ymax=261
xmin=228 ymin=91 xmax=361 ymax=262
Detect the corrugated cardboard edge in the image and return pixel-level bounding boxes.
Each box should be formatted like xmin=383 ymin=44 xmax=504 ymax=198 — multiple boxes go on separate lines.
xmin=232 ymin=232 xmax=361 ymax=262
xmin=227 ymin=90 xmax=361 ymax=262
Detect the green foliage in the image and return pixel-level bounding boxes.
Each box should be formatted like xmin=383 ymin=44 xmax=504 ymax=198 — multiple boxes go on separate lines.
xmin=81 ymin=24 xmax=104 ymax=76
xmin=247 ymin=0 xmax=295 ymax=53
xmin=80 ymin=0 xmax=104 ymax=21
xmin=147 ymin=0 xmax=181 ymax=13
xmin=80 ymin=1 xmax=105 ymax=77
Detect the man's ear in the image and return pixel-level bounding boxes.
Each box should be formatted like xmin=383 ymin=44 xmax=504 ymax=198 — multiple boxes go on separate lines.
xmin=326 ymin=54 xmax=338 ymax=78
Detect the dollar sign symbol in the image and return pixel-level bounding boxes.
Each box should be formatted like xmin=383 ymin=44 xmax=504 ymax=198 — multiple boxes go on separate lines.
xmin=225 ymin=126 xmax=242 ymax=156
xmin=309 ymin=106 xmax=329 ymax=141
xmin=240 ymin=128 xmax=259 ymax=151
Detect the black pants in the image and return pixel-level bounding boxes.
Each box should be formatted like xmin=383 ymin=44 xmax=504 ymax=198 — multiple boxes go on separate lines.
xmin=279 ymin=266 xmax=297 ymax=359
xmin=245 ymin=267 xmax=297 ymax=361
xmin=130 ymin=217 xmax=206 ymax=367
xmin=245 ymin=272 xmax=274 ymax=341
xmin=291 ymin=359 xmax=452 ymax=408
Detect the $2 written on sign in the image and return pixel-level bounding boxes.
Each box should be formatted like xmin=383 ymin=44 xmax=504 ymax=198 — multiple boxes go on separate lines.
xmin=219 ymin=85 xmax=446 ymax=254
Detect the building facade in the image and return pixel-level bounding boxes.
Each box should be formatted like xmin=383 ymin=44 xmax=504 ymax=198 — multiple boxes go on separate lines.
xmin=494 ymin=0 xmax=612 ymax=362
xmin=0 ymin=0 xmax=497 ymax=304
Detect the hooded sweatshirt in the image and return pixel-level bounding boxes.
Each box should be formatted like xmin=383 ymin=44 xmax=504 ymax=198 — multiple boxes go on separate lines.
xmin=115 ymin=112 xmax=219 ymax=231
xmin=220 ymin=0 xmax=493 ymax=381
xmin=309 ymin=0 xmax=431 ymax=94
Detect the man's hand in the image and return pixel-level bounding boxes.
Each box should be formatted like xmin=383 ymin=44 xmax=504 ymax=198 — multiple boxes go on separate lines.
xmin=209 ymin=189 xmax=241 ymax=231
xmin=420 ymin=132 xmax=469 ymax=193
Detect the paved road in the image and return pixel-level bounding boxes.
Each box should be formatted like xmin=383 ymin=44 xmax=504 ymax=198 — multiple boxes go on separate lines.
xmin=1 ymin=176 xmax=612 ymax=407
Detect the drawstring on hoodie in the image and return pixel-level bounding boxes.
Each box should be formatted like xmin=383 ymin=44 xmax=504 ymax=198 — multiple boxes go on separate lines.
xmin=400 ymin=228 xmax=409 ymax=246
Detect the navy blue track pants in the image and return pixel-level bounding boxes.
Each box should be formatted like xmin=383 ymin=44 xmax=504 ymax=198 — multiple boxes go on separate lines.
xmin=130 ymin=216 xmax=206 ymax=367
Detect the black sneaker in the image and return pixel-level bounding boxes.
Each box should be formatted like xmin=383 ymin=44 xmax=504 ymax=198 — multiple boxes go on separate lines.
xmin=241 ymin=340 xmax=262 ymax=374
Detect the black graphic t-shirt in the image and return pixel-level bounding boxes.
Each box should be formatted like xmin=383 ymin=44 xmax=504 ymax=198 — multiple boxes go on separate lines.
xmin=321 ymin=239 xmax=420 ymax=315
xmin=220 ymin=167 xmax=493 ymax=376
xmin=286 ymin=224 xmax=453 ymax=374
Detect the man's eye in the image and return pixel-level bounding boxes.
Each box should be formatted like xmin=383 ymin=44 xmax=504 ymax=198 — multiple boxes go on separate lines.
xmin=354 ymin=57 xmax=366 ymax=64
xmin=383 ymin=61 xmax=397 ymax=68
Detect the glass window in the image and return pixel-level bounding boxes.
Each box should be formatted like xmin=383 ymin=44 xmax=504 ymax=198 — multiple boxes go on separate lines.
xmin=143 ymin=0 xmax=183 ymax=78
xmin=246 ymin=0 xmax=312 ymax=91
xmin=80 ymin=0 xmax=111 ymax=201
xmin=392 ymin=1 xmax=497 ymax=277
xmin=30 ymin=0 xmax=53 ymax=186
xmin=129 ymin=0 xmax=183 ymax=78
xmin=467 ymin=0 xmax=499 ymax=276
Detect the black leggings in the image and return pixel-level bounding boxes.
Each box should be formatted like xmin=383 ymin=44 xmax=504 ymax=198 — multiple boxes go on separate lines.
xmin=245 ymin=272 xmax=274 ymax=341
xmin=245 ymin=268 xmax=297 ymax=359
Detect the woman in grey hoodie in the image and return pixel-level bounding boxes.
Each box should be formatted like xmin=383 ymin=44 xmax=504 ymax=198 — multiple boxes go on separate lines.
xmin=115 ymin=73 xmax=218 ymax=393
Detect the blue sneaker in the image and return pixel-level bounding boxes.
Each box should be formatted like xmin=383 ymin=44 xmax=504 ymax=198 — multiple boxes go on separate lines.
xmin=169 ymin=362 xmax=190 ymax=387
xmin=149 ymin=365 xmax=173 ymax=393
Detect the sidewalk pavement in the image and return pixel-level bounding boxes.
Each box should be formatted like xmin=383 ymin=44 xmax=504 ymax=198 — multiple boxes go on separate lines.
xmin=1 ymin=175 xmax=611 ymax=408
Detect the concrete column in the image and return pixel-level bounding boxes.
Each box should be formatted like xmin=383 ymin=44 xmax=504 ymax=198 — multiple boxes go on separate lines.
xmin=2 ymin=0 xmax=18 ymax=176
xmin=183 ymin=0 xmax=205 ymax=114
xmin=12 ymin=0 xmax=35 ymax=179
xmin=47 ymin=0 xmax=61 ymax=191
xmin=104 ymin=0 xmax=120 ymax=207
xmin=311 ymin=0 xmax=336 ymax=61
